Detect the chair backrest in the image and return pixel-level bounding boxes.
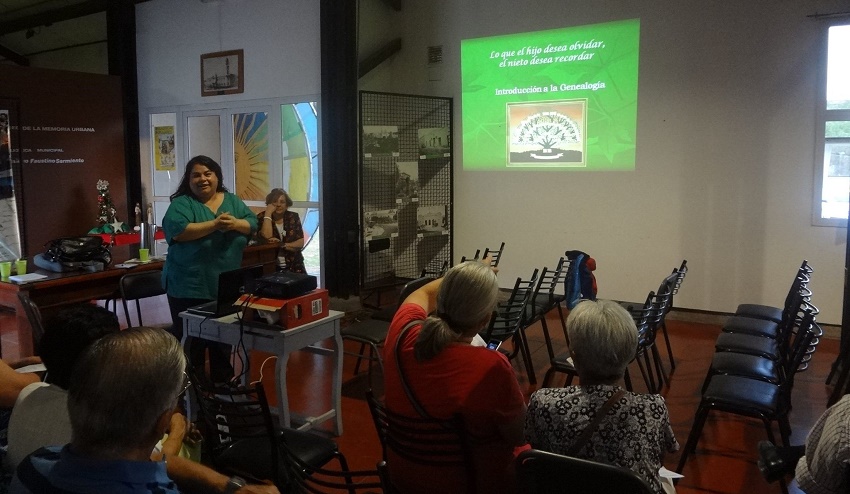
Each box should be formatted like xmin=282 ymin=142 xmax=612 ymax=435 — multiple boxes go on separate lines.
xmin=782 ymin=309 xmax=821 ymax=382
xmin=534 ymin=257 xmax=570 ymax=303
xmin=420 ymin=259 xmax=449 ymax=279
xmin=366 ymin=389 xmax=475 ymax=492
xmin=188 ymin=369 xmax=282 ymax=486
xmin=482 ymin=242 xmax=506 ymax=268
xmin=119 ymin=269 xmax=166 ymax=327
xmin=525 ymin=259 xmax=569 ymax=325
xmin=776 ymin=310 xmax=821 ymax=411
xmin=670 ymin=260 xmax=688 ymax=294
xmin=482 ymin=269 xmax=538 ymax=341
xmin=281 ymin=443 xmax=384 ymax=494
xmin=631 ymin=291 xmax=669 ymax=350
xmin=16 ymin=292 xmax=46 ymax=354
xmin=775 ymin=290 xmax=819 ymax=360
xmin=397 ymin=276 xmax=433 ymax=306
xmin=515 ymin=449 xmax=654 ymax=494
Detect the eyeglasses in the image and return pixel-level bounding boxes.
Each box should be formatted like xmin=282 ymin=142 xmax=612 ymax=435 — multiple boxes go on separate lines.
xmin=179 ymin=370 xmax=191 ymax=396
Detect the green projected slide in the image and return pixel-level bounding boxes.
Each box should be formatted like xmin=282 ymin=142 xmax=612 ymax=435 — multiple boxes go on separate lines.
xmin=461 ymin=19 xmax=640 ymax=170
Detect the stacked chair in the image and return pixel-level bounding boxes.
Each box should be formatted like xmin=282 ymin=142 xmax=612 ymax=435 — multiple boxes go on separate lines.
xmin=480 ymin=269 xmax=539 ymax=384
xmin=676 ymin=261 xmax=822 ymax=494
xmin=459 ymin=242 xmax=505 ymax=267
xmin=658 ymin=260 xmax=688 ymax=371
xmin=542 ymin=264 xmax=681 ymax=393
xmin=520 ymin=257 xmax=570 ymax=385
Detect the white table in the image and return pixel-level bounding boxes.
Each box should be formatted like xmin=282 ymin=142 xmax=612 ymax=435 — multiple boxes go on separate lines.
xmin=180 ymin=309 xmax=344 ymax=436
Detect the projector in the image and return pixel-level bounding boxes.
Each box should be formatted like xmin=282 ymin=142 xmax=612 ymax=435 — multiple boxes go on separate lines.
xmin=247 ymin=272 xmax=317 ymax=299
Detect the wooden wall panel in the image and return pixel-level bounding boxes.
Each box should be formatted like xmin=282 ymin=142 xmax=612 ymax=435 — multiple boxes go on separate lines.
xmin=0 ymin=65 xmax=126 ymax=256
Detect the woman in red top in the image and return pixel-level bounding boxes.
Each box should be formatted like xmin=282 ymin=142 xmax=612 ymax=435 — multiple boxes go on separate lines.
xmin=382 ymin=260 xmax=527 ymax=494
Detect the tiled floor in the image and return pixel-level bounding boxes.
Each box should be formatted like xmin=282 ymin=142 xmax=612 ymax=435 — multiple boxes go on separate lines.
xmin=0 ymin=299 xmax=840 ymax=493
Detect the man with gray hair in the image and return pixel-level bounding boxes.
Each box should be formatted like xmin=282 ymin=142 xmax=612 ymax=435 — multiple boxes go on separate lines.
xmin=11 ymin=327 xmax=187 ymax=493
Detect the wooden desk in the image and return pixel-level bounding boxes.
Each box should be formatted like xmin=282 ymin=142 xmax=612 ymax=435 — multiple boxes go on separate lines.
xmin=0 ymin=243 xmax=280 ymax=357
xmin=180 ymin=310 xmax=344 ymax=436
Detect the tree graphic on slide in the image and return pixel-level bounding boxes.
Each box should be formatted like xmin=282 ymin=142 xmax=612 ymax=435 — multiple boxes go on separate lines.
xmin=513 ymin=111 xmax=581 ymax=160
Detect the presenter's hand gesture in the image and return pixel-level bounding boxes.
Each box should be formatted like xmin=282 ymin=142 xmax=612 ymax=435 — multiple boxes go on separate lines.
xmin=215 ymin=212 xmax=237 ymax=231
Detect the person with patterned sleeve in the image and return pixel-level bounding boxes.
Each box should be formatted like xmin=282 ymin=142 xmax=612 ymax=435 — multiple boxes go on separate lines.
xmin=795 ymin=394 xmax=850 ymax=493
xmin=525 ymin=299 xmax=679 ymax=494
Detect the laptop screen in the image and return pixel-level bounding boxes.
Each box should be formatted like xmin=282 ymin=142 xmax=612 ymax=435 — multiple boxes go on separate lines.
xmin=216 ymin=264 xmax=264 ymax=313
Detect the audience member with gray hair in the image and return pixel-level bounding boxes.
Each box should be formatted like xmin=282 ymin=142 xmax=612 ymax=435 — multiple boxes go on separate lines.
xmin=382 ymin=259 xmax=527 ymax=494
xmin=525 ymin=299 xmax=679 ymax=494
xmin=10 ymin=326 xmax=278 ymax=494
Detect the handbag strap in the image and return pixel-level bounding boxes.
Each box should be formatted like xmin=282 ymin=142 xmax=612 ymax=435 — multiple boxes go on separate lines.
xmin=566 ymin=389 xmax=627 ymax=456
xmin=393 ymin=319 xmax=433 ymax=420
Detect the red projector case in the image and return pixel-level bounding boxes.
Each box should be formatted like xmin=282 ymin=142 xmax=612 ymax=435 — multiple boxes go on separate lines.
xmin=237 ymin=289 xmax=329 ymax=329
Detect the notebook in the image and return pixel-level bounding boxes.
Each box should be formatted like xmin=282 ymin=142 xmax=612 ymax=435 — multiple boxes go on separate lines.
xmin=186 ymin=264 xmax=264 ymax=317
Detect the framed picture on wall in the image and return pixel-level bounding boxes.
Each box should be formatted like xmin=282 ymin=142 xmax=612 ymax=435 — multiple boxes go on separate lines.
xmin=200 ymin=49 xmax=244 ymax=97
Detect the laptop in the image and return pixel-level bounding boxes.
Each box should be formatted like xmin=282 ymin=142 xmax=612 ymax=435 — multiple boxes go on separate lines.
xmin=186 ymin=264 xmax=264 ymax=317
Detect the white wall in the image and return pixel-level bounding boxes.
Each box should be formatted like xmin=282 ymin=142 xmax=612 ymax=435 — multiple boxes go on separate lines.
xmin=136 ymin=0 xmax=320 ymax=108
xmin=134 ymin=0 xmax=321 ymax=203
xmin=359 ymin=0 xmax=848 ymax=323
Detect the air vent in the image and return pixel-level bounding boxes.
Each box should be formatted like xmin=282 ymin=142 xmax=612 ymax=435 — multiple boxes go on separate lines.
xmin=427 ymin=45 xmax=443 ymax=65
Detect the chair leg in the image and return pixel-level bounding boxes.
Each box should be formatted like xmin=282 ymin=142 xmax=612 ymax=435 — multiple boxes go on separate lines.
xmin=517 ymin=328 xmax=537 ymax=385
xmin=333 ymin=450 xmax=355 ymax=494
xmin=700 ymin=369 xmax=715 ymax=394
xmin=542 ymin=367 xmax=555 ymax=388
xmin=366 ymin=344 xmax=375 ymax=390
xmin=676 ymin=405 xmax=710 ymax=473
xmin=565 ymin=371 xmax=575 ymax=387
xmin=642 ymin=350 xmax=657 ymax=393
xmin=540 ymin=317 xmax=555 ymax=362
xmin=352 ymin=343 xmax=366 ymax=375
xmin=636 ymin=353 xmax=655 ymax=393
xmin=660 ymin=320 xmax=676 ymax=371
xmin=651 ymin=345 xmax=669 ymax=390
xmin=777 ymin=417 xmax=792 ymax=447
xmin=623 ymin=368 xmax=633 ymax=391
xmin=555 ymin=303 xmax=567 ymax=335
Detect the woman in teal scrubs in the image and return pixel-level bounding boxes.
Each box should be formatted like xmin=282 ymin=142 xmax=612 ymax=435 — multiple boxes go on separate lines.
xmin=162 ymin=155 xmax=257 ymax=383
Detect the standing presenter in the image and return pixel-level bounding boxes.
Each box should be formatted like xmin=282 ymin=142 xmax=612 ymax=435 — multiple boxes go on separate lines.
xmin=256 ymin=188 xmax=306 ymax=274
xmin=162 ymin=155 xmax=257 ymax=383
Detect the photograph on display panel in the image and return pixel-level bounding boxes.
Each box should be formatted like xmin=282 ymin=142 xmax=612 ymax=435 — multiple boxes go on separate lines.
xmin=395 ymin=161 xmax=419 ymax=202
xmin=364 ymin=208 xmax=398 ymax=241
xmin=362 ymin=125 xmax=399 ymax=157
xmin=418 ymin=127 xmax=451 ymax=159
xmin=416 ymin=205 xmax=447 ymax=237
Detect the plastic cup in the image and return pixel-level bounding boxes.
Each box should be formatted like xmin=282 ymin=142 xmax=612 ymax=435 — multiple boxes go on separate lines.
xmin=0 ymin=262 xmax=10 ymax=279
xmin=15 ymin=259 xmax=26 ymax=275
xmin=139 ymin=248 xmax=150 ymax=262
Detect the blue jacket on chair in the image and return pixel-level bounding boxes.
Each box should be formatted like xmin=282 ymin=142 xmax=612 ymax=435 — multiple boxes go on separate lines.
xmin=565 ymin=250 xmax=597 ymax=309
